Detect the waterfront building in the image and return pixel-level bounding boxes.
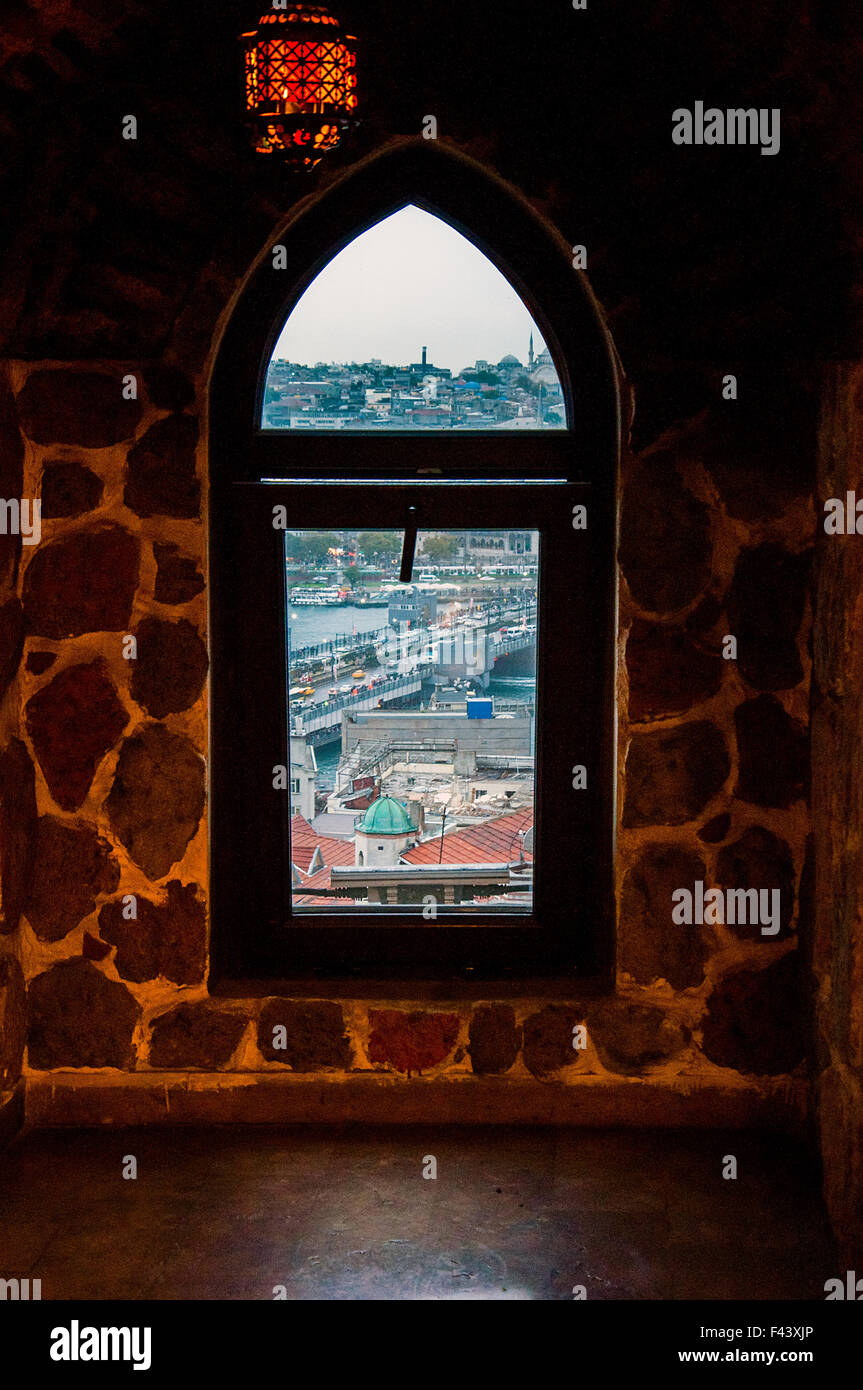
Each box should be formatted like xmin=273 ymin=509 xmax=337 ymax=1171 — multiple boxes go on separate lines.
xmin=288 ymin=737 xmax=317 ymax=821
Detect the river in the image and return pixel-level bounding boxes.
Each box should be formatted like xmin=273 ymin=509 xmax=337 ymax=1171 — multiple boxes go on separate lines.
xmin=288 ymin=603 xmax=387 ymax=648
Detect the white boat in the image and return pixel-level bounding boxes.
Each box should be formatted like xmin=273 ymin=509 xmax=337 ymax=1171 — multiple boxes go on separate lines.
xmin=290 ymin=586 xmax=343 ymax=606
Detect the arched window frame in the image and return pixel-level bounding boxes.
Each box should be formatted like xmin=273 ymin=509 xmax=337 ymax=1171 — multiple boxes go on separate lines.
xmin=209 ymin=141 xmax=620 ymax=994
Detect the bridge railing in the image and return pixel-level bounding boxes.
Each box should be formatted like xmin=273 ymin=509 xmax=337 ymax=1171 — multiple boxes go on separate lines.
xmin=290 ymin=628 xmax=387 ymax=667
xmin=290 ymin=602 xmax=538 ymax=668
xmin=291 ymin=673 xmax=424 ymax=734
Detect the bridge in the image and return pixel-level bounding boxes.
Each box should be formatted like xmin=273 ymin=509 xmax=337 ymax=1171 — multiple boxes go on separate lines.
xmin=487 ymin=626 xmax=535 ymax=661
xmin=290 ymin=671 xmax=427 ymax=746
xmin=290 ymin=625 xmax=387 ymax=670
xmin=368 ymin=604 xmax=537 ymax=687
xmin=289 ymin=600 xmax=536 ymax=674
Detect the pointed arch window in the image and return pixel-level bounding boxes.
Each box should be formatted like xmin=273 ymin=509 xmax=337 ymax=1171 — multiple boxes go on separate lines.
xmin=209 ymin=146 xmax=618 ymax=992
xmin=261 ymin=205 xmax=567 ymax=433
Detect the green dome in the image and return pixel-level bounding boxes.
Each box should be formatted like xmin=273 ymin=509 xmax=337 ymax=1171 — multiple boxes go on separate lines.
xmin=357 ymin=796 xmax=414 ymax=836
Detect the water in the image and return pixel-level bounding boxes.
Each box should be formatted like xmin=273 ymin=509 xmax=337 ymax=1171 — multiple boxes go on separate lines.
xmin=488 ymin=675 xmax=536 ymax=699
xmin=312 ymin=740 xmax=342 ymax=788
xmin=288 ymin=604 xmax=386 ymax=648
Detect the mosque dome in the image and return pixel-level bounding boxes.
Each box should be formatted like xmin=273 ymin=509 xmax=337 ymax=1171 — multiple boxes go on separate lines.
xmin=357 ymin=796 xmax=414 ymax=836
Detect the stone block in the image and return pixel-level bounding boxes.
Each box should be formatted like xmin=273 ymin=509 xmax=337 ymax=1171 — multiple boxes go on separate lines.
xmin=623 ymin=720 xmax=730 ymax=827
xmin=522 ymin=1004 xmax=583 ymax=1076
xmin=129 ymin=616 xmax=208 ymax=717
xmin=25 ymin=661 xmax=129 ymax=811
xmin=22 ymin=523 xmax=139 ymax=639
xmin=620 ymin=458 xmax=712 ymax=613
xmin=367 ymin=1009 xmax=459 ymax=1076
xmin=0 ymin=738 xmax=38 ymax=934
xmin=149 ymin=1002 xmax=246 ymax=1070
xmin=27 ymin=959 xmax=140 ymax=1069
xmin=26 ymin=815 xmax=119 ymax=941
xmin=701 ymin=952 xmax=808 ymax=1074
xmin=588 ymin=999 xmax=689 ymax=1075
xmin=468 ymin=1004 xmax=521 ymax=1074
xmin=258 ymin=999 xmax=352 ymax=1071
xmin=620 ymin=844 xmax=709 ymax=989
xmin=40 ymin=459 xmax=103 ymax=518
xmin=104 ymin=723 xmax=205 ymax=879
xmin=98 ymin=880 xmax=206 ymax=985
xmin=16 ymin=370 xmax=141 ymax=446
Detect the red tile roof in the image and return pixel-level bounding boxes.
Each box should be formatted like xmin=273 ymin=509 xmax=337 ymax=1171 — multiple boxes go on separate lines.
xmin=290 ymin=815 xmax=355 ymax=874
xmin=292 ymin=865 xmax=337 ymax=908
xmin=290 ymin=808 xmax=533 ymax=905
xmin=400 ymin=807 xmax=533 ymax=866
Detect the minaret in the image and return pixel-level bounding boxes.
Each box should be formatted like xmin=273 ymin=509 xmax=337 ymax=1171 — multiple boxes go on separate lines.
xmin=528 ymin=332 xmax=535 ymax=370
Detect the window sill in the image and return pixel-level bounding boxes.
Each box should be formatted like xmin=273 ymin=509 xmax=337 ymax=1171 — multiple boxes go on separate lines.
xmin=208 ymin=973 xmax=613 ymax=1001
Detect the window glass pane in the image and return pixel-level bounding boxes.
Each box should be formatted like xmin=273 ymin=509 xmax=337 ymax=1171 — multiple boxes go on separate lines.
xmin=286 ymin=528 xmax=538 ymax=916
xmin=262 ymin=205 xmax=566 ymax=431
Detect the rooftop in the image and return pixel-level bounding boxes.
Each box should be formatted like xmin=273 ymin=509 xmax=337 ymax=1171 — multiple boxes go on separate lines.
xmin=402 ymin=806 xmax=534 ymax=866
xmin=356 ymin=795 xmax=415 ymax=837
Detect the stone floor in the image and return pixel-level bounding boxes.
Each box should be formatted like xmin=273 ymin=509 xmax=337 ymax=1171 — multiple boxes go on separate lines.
xmin=0 ymin=1125 xmax=836 ymax=1300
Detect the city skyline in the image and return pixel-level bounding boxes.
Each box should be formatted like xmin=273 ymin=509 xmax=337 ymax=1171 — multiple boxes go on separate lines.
xmin=271 ymin=204 xmax=554 ymax=374
xmin=268 ymin=345 xmax=540 ymax=373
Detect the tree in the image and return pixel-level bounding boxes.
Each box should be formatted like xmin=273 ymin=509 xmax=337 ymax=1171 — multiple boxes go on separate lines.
xmin=421 ymin=535 xmax=459 ymax=563
xmin=293 ymin=532 xmax=339 ymax=563
xmin=358 ymin=532 xmax=399 ymax=559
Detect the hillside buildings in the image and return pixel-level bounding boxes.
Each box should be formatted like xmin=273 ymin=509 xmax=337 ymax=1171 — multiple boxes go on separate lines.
xmin=262 ymin=341 xmax=565 ymax=430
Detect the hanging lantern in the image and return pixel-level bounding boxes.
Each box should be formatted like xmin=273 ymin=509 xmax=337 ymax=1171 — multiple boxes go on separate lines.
xmin=241 ymin=3 xmax=359 ymax=168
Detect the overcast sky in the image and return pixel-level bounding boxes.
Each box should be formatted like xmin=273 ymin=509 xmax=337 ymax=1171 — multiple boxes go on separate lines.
xmin=271 ymin=205 xmax=552 ymax=374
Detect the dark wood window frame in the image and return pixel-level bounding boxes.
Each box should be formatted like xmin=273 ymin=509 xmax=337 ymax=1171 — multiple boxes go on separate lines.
xmin=209 ymin=141 xmax=620 ymax=996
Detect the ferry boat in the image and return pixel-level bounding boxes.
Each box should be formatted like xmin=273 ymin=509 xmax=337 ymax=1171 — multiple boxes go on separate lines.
xmin=289 ymin=586 xmax=344 ymax=606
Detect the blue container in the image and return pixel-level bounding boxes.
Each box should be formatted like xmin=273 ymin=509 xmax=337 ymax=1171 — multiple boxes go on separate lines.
xmin=466 ymin=697 xmax=493 ymax=719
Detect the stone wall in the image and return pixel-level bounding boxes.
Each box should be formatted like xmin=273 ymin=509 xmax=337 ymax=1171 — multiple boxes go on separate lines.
xmin=0 ymin=369 xmax=28 ymax=1141
xmin=0 ymin=0 xmax=859 ymax=1260
xmin=812 ymin=364 xmax=863 ymax=1265
xmin=0 ymin=349 xmax=818 ymax=1134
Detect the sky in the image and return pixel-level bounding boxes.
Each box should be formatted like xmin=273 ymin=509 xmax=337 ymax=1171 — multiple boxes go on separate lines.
xmin=270 ymin=205 xmax=553 ymax=374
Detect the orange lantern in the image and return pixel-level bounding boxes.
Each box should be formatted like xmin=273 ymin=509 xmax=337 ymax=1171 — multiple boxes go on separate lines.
xmin=241 ymin=3 xmax=359 ymax=168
